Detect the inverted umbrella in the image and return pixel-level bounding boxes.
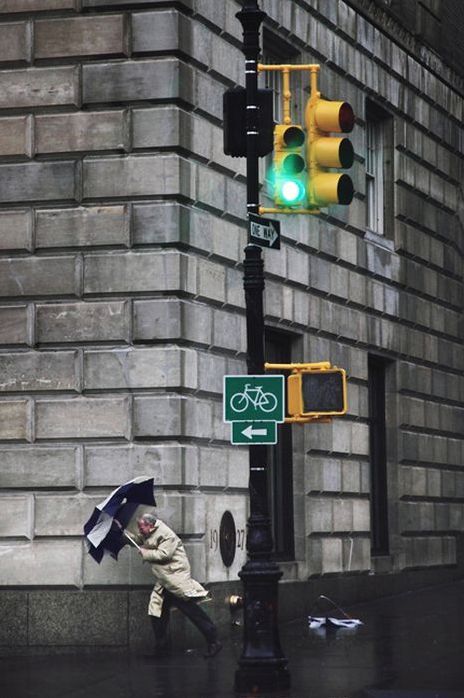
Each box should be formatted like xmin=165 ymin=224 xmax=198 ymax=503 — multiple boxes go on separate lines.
xmin=83 ymin=476 xmax=156 ymax=563
xmin=308 ymin=595 xmax=362 ymax=630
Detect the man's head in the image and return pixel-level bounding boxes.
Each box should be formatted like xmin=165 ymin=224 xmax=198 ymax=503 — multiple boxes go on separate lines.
xmin=137 ymin=512 xmax=157 ymax=538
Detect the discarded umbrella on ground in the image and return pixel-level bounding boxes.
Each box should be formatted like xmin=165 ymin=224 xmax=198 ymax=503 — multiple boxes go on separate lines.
xmin=308 ymin=594 xmax=363 ymax=629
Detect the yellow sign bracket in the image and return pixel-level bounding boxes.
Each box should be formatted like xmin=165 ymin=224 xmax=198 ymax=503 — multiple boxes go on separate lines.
xmin=265 ymin=361 xmax=331 ymax=373
xmin=283 ymin=415 xmax=333 ymax=425
xmin=258 ymin=207 xmax=320 ymax=215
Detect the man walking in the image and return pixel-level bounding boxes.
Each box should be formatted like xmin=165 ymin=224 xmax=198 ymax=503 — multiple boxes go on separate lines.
xmin=136 ymin=512 xmax=222 ymax=659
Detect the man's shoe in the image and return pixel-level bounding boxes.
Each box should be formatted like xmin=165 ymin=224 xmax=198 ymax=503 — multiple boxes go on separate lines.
xmin=203 ymin=640 xmax=223 ymax=659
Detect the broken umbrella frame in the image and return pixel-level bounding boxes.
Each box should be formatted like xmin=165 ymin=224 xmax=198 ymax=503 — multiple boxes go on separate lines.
xmin=308 ymin=595 xmax=363 ymax=630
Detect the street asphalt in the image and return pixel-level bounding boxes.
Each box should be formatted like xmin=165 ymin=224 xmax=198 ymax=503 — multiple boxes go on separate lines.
xmin=1 ymin=579 xmax=463 ymax=698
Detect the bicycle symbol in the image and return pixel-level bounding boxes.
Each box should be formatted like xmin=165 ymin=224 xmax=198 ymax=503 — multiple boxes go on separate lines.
xmin=230 ymin=384 xmax=278 ymax=414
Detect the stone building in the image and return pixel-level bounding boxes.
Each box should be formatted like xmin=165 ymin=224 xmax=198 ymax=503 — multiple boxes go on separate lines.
xmin=0 ymin=0 xmax=462 ymax=650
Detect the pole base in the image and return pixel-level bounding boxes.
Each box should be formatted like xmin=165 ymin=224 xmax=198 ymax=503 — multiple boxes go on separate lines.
xmin=234 ymin=663 xmax=291 ymax=694
xmin=234 ymin=558 xmax=289 ymax=694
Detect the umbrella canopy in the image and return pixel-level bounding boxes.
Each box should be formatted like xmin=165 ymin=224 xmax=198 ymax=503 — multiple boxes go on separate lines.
xmin=307 ymin=594 xmax=362 ymax=631
xmin=83 ymin=476 xmax=156 ymax=563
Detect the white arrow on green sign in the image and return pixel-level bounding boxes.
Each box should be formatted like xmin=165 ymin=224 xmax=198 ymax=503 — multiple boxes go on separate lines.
xmin=231 ymin=421 xmax=277 ymax=445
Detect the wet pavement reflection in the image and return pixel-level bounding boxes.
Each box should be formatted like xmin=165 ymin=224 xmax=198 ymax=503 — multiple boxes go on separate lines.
xmin=1 ymin=580 xmax=463 ymax=698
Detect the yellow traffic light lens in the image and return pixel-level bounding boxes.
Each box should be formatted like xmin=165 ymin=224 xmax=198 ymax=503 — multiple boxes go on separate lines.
xmin=339 ymin=139 xmax=354 ymax=168
xmin=283 ymin=153 xmax=305 ymax=174
xmin=280 ymin=179 xmax=305 ymax=204
xmin=313 ymin=137 xmax=354 ymax=169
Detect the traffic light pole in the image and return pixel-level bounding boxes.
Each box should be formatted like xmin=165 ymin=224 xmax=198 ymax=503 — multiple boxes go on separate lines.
xmin=235 ymin=1 xmax=290 ymax=694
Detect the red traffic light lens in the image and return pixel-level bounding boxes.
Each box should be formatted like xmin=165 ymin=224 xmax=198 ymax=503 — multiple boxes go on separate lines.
xmin=339 ymin=103 xmax=355 ymax=132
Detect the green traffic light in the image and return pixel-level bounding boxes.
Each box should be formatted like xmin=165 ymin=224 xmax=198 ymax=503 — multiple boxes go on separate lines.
xmin=280 ymin=179 xmax=305 ymax=204
xmin=267 ymin=162 xmax=306 ymax=207
xmin=278 ymin=151 xmax=306 ymax=205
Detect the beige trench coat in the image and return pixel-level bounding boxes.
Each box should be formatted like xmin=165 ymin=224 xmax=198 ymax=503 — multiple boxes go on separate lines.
xmin=140 ymin=519 xmax=208 ymax=617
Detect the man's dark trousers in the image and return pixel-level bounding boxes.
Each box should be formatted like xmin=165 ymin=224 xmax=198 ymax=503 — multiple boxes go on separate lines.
xmin=151 ymin=590 xmax=217 ymax=648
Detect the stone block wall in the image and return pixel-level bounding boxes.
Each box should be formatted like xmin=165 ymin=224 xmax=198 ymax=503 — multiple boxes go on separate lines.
xmin=0 ymin=0 xmax=463 ymax=647
xmin=0 ymin=0 xmax=249 ymax=620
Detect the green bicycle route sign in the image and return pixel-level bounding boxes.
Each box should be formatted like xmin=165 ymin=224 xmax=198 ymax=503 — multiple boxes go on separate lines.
xmin=223 ymin=375 xmax=285 ymax=424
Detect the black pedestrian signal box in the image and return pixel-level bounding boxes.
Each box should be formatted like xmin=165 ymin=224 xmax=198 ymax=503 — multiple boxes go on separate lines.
xmin=223 ymin=87 xmax=274 ymax=158
xmin=287 ymin=367 xmax=347 ymax=417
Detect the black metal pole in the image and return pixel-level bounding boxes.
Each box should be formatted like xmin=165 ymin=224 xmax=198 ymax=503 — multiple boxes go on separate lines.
xmin=234 ymin=1 xmax=290 ymax=693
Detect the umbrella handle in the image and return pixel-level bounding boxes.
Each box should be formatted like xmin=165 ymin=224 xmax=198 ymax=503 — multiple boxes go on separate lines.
xmin=123 ymin=530 xmax=142 ymax=551
xmin=309 ymin=594 xmax=353 ymax=620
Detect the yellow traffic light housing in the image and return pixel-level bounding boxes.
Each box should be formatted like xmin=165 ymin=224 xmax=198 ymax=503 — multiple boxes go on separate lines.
xmin=306 ymin=92 xmax=355 ymax=208
xmin=257 ymin=63 xmax=355 ymax=215
xmin=272 ymin=124 xmax=307 ymax=208
xmin=264 ymin=361 xmax=348 ymax=424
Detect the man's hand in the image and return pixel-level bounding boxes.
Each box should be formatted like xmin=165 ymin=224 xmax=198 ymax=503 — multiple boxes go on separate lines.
xmin=139 ymin=547 xmax=151 ymax=560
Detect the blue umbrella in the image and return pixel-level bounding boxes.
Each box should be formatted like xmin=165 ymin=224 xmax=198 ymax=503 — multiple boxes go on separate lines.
xmin=83 ymin=477 xmax=156 ymax=563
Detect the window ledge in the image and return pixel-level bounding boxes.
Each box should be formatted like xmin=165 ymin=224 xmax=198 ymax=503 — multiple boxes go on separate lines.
xmin=364 ymin=228 xmax=395 ymax=252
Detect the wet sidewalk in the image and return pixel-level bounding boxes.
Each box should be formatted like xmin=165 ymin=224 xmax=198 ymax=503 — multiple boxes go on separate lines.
xmin=1 ymin=579 xmax=464 ymax=698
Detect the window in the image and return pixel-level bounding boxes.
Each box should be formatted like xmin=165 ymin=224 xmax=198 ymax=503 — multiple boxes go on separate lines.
xmin=365 ymin=100 xmax=394 ymax=237
xmin=265 ymin=329 xmax=295 ymax=560
xmin=368 ymin=355 xmax=391 ymax=555
xmin=261 ymin=29 xmax=301 ymax=121
xmin=262 ymin=50 xmax=283 ymax=125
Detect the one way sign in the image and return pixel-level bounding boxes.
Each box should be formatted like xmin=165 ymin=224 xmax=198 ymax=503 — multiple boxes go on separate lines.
xmin=248 ymin=213 xmax=280 ymax=249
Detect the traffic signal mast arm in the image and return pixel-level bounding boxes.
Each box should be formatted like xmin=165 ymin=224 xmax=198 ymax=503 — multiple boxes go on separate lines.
xmin=264 ymin=361 xmax=331 ymax=371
